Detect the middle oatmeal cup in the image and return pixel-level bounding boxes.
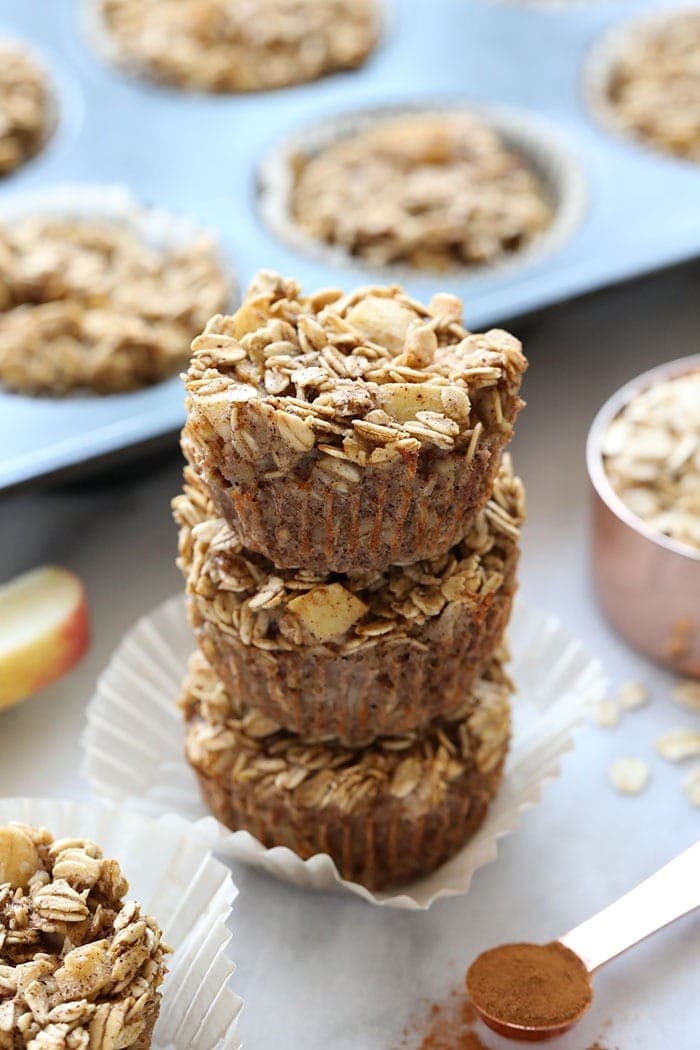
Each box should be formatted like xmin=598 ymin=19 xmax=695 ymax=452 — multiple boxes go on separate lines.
xmin=173 ymin=455 xmax=524 ymax=745
xmin=183 ymin=270 xmax=527 ymax=573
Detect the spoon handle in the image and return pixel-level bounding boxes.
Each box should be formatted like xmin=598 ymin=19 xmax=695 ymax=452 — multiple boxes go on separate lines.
xmin=558 ymin=839 xmax=700 ymax=973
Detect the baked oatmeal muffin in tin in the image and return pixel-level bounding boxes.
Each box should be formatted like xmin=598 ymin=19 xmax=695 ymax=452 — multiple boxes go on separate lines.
xmin=91 ymin=0 xmax=380 ymax=94
xmin=174 ymin=456 xmax=524 ymax=745
xmin=593 ymin=9 xmax=700 ymax=163
xmin=0 ymin=822 xmax=168 ymax=1049
xmin=281 ymin=111 xmax=554 ymax=271
xmin=184 ymin=270 xmax=527 ymax=573
xmin=0 ymin=210 xmax=231 ymax=396
xmin=0 ymin=40 xmax=53 ymax=178
xmin=182 ymin=650 xmax=512 ymax=890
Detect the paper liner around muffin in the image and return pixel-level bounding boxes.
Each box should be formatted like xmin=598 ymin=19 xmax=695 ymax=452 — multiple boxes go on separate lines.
xmin=173 ymin=456 xmax=524 ymax=745
xmin=183 ymin=270 xmax=527 ymax=573
xmin=82 ymin=594 xmax=606 ymax=909
xmin=0 ymin=798 xmax=242 ymax=1050
xmin=182 ymin=650 xmax=511 ymax=891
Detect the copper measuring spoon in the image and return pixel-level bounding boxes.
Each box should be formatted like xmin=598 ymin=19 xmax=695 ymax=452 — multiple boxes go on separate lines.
xmin=467 ymin=839 xmax=700 ymax=1041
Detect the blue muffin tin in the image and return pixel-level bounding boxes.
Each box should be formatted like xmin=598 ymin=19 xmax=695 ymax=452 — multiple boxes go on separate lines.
xmin=1 ymin=0 xmax=698 ymax=492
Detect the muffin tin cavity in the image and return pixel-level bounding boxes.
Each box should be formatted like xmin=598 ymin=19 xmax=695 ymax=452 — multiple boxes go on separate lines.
xmin=587 ymin=8 xmax=700 ymax=163
xmin=258 ymin=104 xmax=586 ymax=280
xmin=84 ymin=0 xmax=382 ymax=94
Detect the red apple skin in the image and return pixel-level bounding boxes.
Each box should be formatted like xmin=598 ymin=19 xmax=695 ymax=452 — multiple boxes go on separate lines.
xmin=0 ymin=568 xmax=91 ymax=711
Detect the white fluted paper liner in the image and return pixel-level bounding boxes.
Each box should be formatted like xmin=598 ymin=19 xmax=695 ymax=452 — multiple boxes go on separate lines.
xmin=82 ymin=595 xmax=606 ymax=911
xmin=0 ymin=798 xmax=242 ymax=1049
xmin=0 ymin=183 xmax=237 ymax=300
xmin=258 ymin=101 xmax=587 ymax=283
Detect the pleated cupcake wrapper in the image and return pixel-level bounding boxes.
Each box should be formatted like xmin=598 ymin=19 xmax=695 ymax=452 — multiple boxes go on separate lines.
xmin=186 ymin=415 xmax=510 ymax=574
xmin=82 ymin=594 xmax=606 ymax=910
xmin=584 ymin=7 xmax=696 ymax=160
xmin=257 ymin=100 xmax=587 ymax=283
xmin=0 ymin=798 xmax=242 ymax=1050
xmin=0 ymin=183 xmax=237 ymax=300
xmin=189 ymin=584 xmax=515 ymax=745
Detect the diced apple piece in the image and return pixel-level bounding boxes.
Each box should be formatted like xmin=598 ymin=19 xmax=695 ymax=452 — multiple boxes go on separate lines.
xmin=288 ymin=583 xmax=368 ymax=642
xmin=377 ymin=383 xmax=446 ymax=422
xmin=0 ymin=824 xmax=41 ymax=888
xmin=0 ymin=566 xmax=90 ymax=712
xmin=347 ymin=296 xmax=417 ymax=352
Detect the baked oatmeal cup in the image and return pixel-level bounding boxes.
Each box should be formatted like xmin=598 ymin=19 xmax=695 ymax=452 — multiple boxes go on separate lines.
xmin=284 ymin=111 xmax=554 ymax=271
xmin=92 ymin=0 xmax=380 ymax=94
xmin=0 ymin=823 xmax=168 ymax=1049
xmin=0 ymin=210 xmax=231 ymax=396
xmin=183 ymin=271 xmax=527 ymax=572
xmin=595 ymin=9 xmax=700 ymax=163
xmin=0 ymin=40 xmax=53 ymax=178
xmin=182 ymin=650 xmax=512 ymax=890
xmin=174 ymin=456 xmax=524 ymax=744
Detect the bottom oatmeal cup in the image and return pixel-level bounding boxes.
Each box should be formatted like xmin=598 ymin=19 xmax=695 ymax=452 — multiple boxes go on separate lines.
xmin=0 ymin=822 xmax=169 ymax=1050
xmin=174 ymin=455 xmax=523 ymax=745
xmin=182 ymin=651 xmax=512 ymax=891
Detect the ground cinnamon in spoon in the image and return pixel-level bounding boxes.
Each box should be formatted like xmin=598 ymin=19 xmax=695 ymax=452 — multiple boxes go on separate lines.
xmin=466 ymin=942 xmax=592 ymax=1031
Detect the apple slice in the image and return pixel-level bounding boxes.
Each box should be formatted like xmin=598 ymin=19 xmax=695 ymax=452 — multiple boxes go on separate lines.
xmin=0 ymin=566 xmax=90 ymax=712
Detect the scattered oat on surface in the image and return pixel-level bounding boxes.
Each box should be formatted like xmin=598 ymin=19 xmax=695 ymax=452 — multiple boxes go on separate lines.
xmin=0 ymin=39 xmax=51 ymax=177
xmin=683 ymin=765 xmax=700 ymax=806
xmin=615 ymin=681 xmax=649 ymax=710
xmin=0 ymin=823 xmax=168 ymax=1050
xmin=673 ymin=679 xmax=700 ymax=713
xmin=604 ymin=11 xmax=700 ymax=162
xmin=594 ymin=699 xmax=620 ymax=729
xmin=0 ymin=215 xmax=230 ymax=395
xmin=288 ymin=113 xmax=553 ymax=271
xmin=609 ymin=757 xmax=650 ymax=795
xmin=182 ymin=650 xmax=512 ymax=813
xmin=655 ymin=727 xmax=700 ymax=762
xmin=602 ymin=370 xmax=700 ymax=551
xmin=98 ymin=0 xmax=380 ymax=93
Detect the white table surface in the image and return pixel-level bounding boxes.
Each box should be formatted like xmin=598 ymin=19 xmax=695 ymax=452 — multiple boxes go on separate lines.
xmin=1 ymin=263 xmax=699 ymax=1048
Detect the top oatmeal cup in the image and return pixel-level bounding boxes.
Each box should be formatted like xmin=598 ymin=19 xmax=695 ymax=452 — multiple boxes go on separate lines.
xmin=183 ymin=270 xmax=527 ymax=573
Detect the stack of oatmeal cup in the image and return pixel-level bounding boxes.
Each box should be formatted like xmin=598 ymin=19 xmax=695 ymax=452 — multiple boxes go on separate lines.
xmin=173 ymin=270 xmax=527 ymax=891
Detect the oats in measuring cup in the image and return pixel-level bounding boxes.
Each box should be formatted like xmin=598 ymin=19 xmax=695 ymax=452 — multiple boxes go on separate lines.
xmin=602 ymin=370 xmax=700 ymax=551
